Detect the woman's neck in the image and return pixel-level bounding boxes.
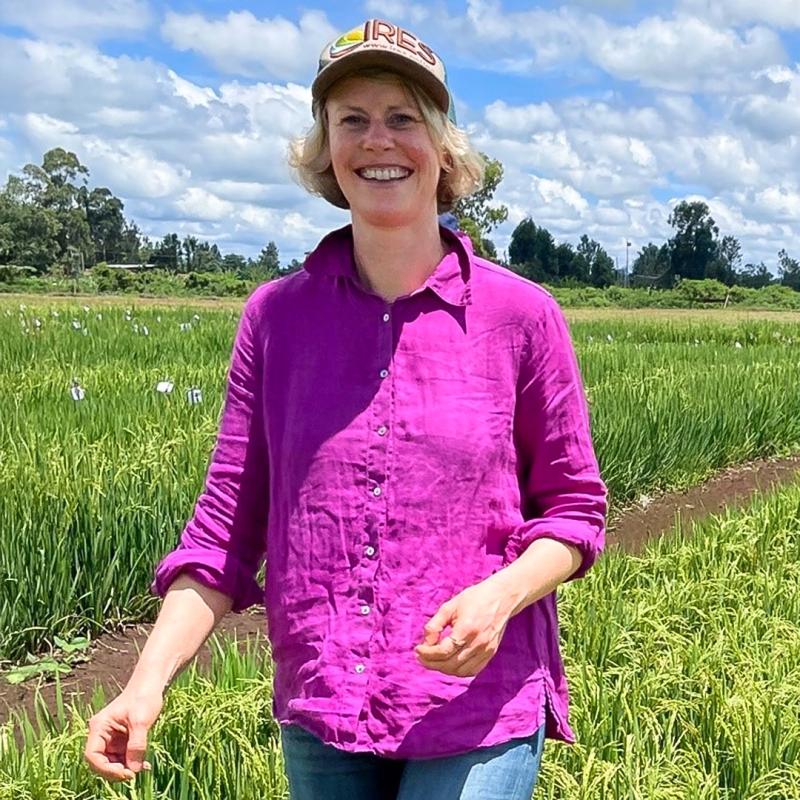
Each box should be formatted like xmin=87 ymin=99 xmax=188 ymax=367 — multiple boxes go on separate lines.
xmin=351 ymin=216 xmax=447 ymax=303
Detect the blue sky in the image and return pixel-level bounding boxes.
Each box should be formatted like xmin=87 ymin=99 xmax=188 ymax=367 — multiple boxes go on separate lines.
xmin=1 ymin=0 xmax=798 ymax=270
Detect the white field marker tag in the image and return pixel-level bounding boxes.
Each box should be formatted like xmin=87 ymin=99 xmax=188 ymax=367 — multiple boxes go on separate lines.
xmin=156 ymin=380 xmax=174 ymax=394
xmin=180 ymin=322 xmax=191 ymax=332
xmin=71 ymin=382 xmax=85 ymax=402
xmin=187 ymin=387 xmax=203 ymax=405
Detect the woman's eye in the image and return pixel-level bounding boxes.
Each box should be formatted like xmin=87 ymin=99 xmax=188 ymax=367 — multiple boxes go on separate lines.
xmin=389 ymin=114 xmax=416 ymax=126
xmin=341 ymin=115 xmax=367 ymax=127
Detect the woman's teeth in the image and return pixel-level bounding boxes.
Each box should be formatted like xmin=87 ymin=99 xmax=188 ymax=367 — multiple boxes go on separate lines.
xmin=359 ymin=167 xmax=411 ymax=181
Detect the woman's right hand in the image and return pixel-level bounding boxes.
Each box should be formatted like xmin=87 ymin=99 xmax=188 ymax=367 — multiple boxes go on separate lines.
xmin=83 ymin=687 xmax=163 ymax=782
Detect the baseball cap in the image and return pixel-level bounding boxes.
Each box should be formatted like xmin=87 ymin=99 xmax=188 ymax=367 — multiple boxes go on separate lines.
xmin=312 ymin=19 xmax=457 ymax=124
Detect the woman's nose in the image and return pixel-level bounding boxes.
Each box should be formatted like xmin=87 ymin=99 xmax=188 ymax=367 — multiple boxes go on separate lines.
xmin=361 ymin=120 xmax=393 ymax=150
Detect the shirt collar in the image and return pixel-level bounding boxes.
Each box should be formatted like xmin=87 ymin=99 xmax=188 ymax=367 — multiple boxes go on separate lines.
xmin=303 ymin=223 xmax=473 ymax=308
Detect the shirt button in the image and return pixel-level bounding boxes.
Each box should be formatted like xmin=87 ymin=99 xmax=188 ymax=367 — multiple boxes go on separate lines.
xmin=355 ymin=663 xmax=365 ymax=673
xmin=365 ymin=545 xmax=375 ymax=556
xmin=377 ymin=425 xmax=387 ymax=436
xmin=372 ymin=486 xmax=382 ymax=497
xmin=382 ymin=313 xmax=390 ymax=322
xmin=379 ymin=369 xmax=389 ymax=379
xmin=360 ymin=605 xmax=370 ymax=615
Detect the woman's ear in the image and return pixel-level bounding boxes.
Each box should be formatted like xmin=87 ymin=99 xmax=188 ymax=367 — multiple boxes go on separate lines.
xmin=440 ymin=149 xmax=455 ymax=172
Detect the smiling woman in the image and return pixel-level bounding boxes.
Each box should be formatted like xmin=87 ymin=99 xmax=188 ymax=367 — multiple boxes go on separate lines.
xmin=288 ymin=66 xmax=484 ymax=216
xmin=83 ymin=16 xmax=607 ymax=800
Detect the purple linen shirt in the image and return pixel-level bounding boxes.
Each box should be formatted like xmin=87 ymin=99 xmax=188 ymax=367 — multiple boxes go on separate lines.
xmin=152 ymin=223 xmax=607 ymax=759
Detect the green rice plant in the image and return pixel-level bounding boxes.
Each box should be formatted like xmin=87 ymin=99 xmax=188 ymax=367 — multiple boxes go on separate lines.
xmin=0 ymin=633 xmax=288 ymax=799
xmin=2 ymin=479 xmax=800 ymax=797
xmin=1 ymin=301 xmax=800 ymax=661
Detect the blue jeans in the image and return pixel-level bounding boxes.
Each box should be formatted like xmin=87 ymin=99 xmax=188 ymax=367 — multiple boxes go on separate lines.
xmin=279 ymin=722 xmax=546 ymax=800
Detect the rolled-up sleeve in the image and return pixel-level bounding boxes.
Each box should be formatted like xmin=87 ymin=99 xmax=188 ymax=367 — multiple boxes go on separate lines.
xmin=150 ymin=295 xmax=269 ymax=611
xmin=503 ymin=294 xmax=607 ymax=581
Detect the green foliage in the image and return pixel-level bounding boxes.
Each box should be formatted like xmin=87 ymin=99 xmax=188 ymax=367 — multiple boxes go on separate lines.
xmin=778 ymin=249 xmax=800 ymax=291
xmin=184 ymin=271 xmax=251 ymax=296
xmin=453 ymin=153 xmax=508 ymax=258
xmin=508 ymin=217 xmax=557 ymax=281
xmin=667 ymin=200 xmax=720 ymax=281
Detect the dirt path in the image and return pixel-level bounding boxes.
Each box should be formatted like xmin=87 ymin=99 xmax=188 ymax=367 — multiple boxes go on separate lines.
xmin=2 ymin=451 xmax=799 ymax=732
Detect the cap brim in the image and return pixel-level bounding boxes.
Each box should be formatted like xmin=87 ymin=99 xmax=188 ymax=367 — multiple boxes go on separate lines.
xmin=311 ymin=50 xmax=450 ymax=117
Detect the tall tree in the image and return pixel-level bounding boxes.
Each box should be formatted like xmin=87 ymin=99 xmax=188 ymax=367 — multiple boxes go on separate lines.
xmin=452 ymin=153 xmax=508 ymax=259
xmin=554 ymin=242 xmax=583 ymax=282
xmin=247 ymin=241 xmax=280 ymax=280
xmin=667 ymin=200 xmax=719 ymax=281
xmin=508 ymin=217 xmax=557 ymax=282
xmin=778 ymin=249 xmax=800 ymax=291
xmin=81 ymin=187 xmax=125 ymax=264
xmin=575 ymin=235 xmax=616 ymax=288
xmin=0 ymin=180 xmax=61 ymax=271
xmin=707 ymin=234 xmax=741 ymax=286
xmin=632 ymin=242 xmax=672 ymax=287
xmin=152 ymin=233 xmax=182 ymax=271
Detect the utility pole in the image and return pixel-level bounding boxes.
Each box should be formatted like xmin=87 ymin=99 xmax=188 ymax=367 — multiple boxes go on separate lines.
xmin=625 ymin=240 xmax=631 ymax=288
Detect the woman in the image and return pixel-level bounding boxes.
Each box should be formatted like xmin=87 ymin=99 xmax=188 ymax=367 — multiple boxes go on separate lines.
xmin=84 ymin=18 xmax=607 ymax=800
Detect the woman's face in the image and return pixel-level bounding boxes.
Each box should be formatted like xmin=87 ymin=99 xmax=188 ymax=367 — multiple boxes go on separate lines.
xmin=325 ymin=76 xmax=442 ymax=230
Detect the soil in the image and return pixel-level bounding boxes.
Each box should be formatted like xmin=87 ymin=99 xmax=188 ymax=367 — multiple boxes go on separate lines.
xmin=1 ymin=452 xmax=799 ymax=737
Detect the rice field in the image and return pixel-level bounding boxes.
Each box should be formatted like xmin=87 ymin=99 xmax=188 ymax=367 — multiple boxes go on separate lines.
xmin=1 ymin=296 xmax=800 ymax=798
xmin=1 ymin=469 xmax=799 ymax=798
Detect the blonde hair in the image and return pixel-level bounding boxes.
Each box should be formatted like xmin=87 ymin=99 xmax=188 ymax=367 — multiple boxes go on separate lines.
xmin=288 ymin=68 xmax=485 ymax=213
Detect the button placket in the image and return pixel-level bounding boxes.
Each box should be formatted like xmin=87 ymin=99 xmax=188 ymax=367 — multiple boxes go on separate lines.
xmin=357 ymin=302 xmax=394 ymax=678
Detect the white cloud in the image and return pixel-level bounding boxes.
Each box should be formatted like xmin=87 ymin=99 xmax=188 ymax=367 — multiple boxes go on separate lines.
xmin=175 ymin=188 xmax=234 ymax=221
xmin=587 ymin=15 xmax=785 ymax=92
xmin=483 ymin=100 xmax=561 ymax=136
xmin=0 ymin=0 xmax=151 ymax=40
xmin=678 ymin=0 xmax=800 ymax=28
xmin=160 ymin=10 xmax=337 ymax=80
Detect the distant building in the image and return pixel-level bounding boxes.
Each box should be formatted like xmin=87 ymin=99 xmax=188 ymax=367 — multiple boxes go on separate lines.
xmin=104 ymin=263 xmax=158 ymax=271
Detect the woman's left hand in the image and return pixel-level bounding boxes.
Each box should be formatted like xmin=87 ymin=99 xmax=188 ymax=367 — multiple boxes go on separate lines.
xmin=414 ymin=575 xmax=519 ymax=678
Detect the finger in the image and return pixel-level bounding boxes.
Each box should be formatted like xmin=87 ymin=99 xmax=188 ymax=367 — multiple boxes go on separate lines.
xmin=125 ymin=722 xmax=150 ymax=773
xmin=452 ymin=647 xmax=491 ymax=677
xmin=416 ymin=632 xmax=472 ymax=661
xmin=421 ymin=602 xmax=455 ymax=645
xmin=84 ymin=744 xmax=137 ymax=782
xmin=422 ymin=645 xmax=489 ymax=677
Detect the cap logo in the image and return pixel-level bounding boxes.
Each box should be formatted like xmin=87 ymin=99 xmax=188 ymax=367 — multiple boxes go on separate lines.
xmin=328 ymin=19 xmax=438 ymax=67
xmin=329 ymin=25 xmax=365 ymax=58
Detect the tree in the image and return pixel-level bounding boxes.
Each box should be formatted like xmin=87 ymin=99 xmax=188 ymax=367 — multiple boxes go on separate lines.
xmin=256 ymin=241 xmax=281 ymax=275
xmin=554 ymin=242 xmax=582 ymax=282
xmin=19 ymin=148 xmax=92 ymax=269
xmin=735 ymin=261 xmax=773 ymax=289
xmin=0 ymin=182 xmax=61 ymax=270
xmin=81 ymin=187 xmax=125 ymax=264
xmin=508 ymin=217 xmax=557 ymax=282
xmin=452 ymin=153 xmax=508 ymax=259
xmin=667 ymin=200 xmax=719 ymax=281
xmin=222 ymin=253 xmax=247 ymax=273
xmin=778 ymin=249 xmax=800 ymax=291
xmin=707 ymin=234 xmax=741 ymax=286
xmin=151 ymin=233 xmax=182 ymax=271
xmin=631 ymin=242 xmax=671 ymax=287
xmin=182 ymin=235 xmax=200 ymax=270
xmin=575 ymin=235 xmax=615 ymax=288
